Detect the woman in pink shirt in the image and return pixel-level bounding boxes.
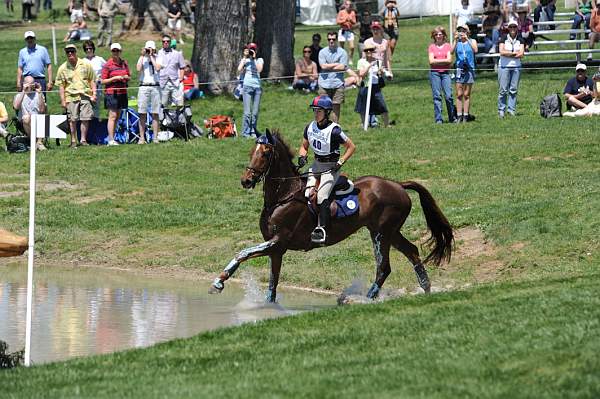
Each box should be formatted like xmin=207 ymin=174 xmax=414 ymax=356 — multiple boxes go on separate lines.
xmin=428 ymin=26 xmax=457 ymax=123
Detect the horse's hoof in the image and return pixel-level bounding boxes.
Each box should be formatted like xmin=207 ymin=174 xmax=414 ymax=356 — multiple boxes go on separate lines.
xmin=208 ymin=279 xmax=224 ymax=294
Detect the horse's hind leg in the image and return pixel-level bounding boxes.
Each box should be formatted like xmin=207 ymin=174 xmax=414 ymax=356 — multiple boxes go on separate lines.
xmin=366 ymin=231 xmax=392 ymax=299
xmin=391 ymin=232 xmax=431 ymax=293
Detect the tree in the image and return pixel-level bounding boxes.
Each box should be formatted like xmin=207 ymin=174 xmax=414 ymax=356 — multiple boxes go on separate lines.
xmin=122 ymin=0 xmax=167 ymax=32
xmin=192 ymin=0 xmax=250 ymax=95
xmin=253 ymin=0 xmax=296 ymax=80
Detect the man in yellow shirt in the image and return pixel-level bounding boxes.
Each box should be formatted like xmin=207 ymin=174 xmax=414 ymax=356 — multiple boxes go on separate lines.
xmin=55 ymin=43 xmax=97 ymax=147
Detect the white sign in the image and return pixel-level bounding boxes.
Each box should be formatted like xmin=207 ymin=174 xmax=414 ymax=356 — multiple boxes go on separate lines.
xmin=32 ymin=114 xmax=68 ymax=139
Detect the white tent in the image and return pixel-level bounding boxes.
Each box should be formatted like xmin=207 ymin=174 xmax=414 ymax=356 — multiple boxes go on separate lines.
xmin=298 ymin=0 xmax=338 ymax=26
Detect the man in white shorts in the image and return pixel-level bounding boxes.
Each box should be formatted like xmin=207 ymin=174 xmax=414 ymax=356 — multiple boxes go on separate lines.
xmin=336 ymin=0 xmax=357 ymax=64
xmin=167 ymin=0 xmax=184 ymax=44
xmin=136 ymin=40 xmax=161 ymax=144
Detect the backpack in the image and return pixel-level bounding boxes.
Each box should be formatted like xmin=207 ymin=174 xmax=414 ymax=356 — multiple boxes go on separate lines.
xmin=204 ymin=115 xmax=237 ymax=139
xmin=540 ymin=93 xmax=562 ymax=118
xmin=5 ymin=134 xmax=30 ymax=153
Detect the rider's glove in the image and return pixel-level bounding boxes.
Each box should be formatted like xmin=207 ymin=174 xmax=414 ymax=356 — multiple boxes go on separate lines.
xmin=297 ymin=155 xmax=308 ymax=168
xmin=332 ymin=160 xmax=344 ymax=172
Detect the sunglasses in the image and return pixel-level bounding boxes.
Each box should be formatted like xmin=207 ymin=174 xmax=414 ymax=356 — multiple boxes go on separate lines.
xmin=65 ymin=50 xmax=76 ymax=54
xmin=111 ymin=49 xmax=121 ymax=52
xmin=162 ymin=40 xmax=170 ymax=43
xmin=328 ymin=38 xmax=337 ymax=42
xmin=84 ymin=47 xmax=94 ymax=51
xmin=303 ymin=50 xmax=312 ymax=53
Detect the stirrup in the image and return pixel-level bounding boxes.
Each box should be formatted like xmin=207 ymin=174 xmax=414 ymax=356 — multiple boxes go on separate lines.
xmin=311 ymin=226 xmax=326 ymax=244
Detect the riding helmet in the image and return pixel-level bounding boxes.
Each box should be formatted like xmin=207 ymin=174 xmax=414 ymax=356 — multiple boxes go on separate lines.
xmin=310 ymin=95 xmax=333 ymax=110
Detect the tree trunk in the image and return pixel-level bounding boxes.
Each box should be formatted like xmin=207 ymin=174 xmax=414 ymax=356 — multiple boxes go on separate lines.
xmin=192 ymin=0 xmax=250 ymax=95
xmin=253 ymin=0 xmax=295 ymax=81
xmin=122 ymin=0 xmax=168 ymax=33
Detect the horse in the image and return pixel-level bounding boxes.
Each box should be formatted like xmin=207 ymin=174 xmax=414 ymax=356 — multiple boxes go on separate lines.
xmin=209 ymin=129 xmax=454 ymax=302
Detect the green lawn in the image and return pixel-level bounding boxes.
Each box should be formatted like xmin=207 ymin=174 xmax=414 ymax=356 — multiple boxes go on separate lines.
xmin=0 ymin=11 xmax=598 ymax=397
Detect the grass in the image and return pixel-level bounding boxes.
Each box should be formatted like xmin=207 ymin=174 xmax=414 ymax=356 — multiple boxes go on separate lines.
xmin=0 ymin=10 xmax=598 ymax=397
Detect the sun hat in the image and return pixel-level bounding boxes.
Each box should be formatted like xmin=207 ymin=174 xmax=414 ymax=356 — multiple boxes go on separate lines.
xmin=110 ymin=43 xmax=122 ymax=51
xmin=64 ymin=43 xmax=77 ymax=51
xmin=144 ymin=40 xmax=156 ymax=50
xmin=24 ymin=31 xmax=35 ymax=39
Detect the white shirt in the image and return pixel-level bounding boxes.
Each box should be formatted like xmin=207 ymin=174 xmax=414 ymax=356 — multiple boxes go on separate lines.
xmin=139 ymin=55 xmax=160 ymax=85
xmin=455 ymin=5 xmax=474 ymax=27
xmin=86 ymin=55 xmax=106 ymax=81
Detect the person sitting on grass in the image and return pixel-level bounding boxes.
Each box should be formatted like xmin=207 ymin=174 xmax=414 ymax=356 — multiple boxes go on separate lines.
xmin=13 ymin=76 xmax=47 ymax=151
xmin=63 ymin=16 xmax=87 ymax=42
xmin=293 ymin=46 xmax=318 ymax=92
xmin=564 ymin=63 xmax=594 ymax=111
xmin=182 ymin=60 xmax=204 ymax=101
xmin=564 ymin=68 xmax=600 ymax=116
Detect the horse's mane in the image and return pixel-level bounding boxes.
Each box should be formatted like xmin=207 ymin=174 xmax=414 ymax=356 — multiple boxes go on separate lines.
xmin=270 ymin=129 xmax=296 ymax=168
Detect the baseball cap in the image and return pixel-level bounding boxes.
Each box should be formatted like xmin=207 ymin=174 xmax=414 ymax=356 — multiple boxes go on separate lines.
xmin=576 ymin=63 xmax=587 ymax=71
xmin=110 ymin=43 xmax=122 ymax=51
xmin=144 ymin=40 xmax=156 ymax=50
xmin=370 ymin=21 xmax=382 ymax=30
xmin=64 ymin=43 xmax=77 ymax=51
xmin=363 ymin=43 xmax=376 ymax=51
xmin=457 ymin=24 xmax=469 ymax=32
xmin=507 ymin=19 xmax=519 ymax=27
xmin=24 ymin=31 xmax=35 ymax=39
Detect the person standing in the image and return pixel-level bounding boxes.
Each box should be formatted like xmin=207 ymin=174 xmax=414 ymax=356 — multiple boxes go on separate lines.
xmin=13 ymin=76 xmax=47 ymax=151
xmin=97 ymin=0 xmax=119 ymax=47
xmin=380 ymin=0 xmax=400 ymax=56
xmin=297 ymin=95 xmax=355 ymax=244
xmin=237 ymin=42 xmax=263 ymax=138
xmin=101 ymin=43 xmax=130 ymax=146
xmin=355 ymin=44 xmax=390 ymax=127
xmin=21 ymin=0 xmax=33 ymax=22
xmin=136 ymin=40 xmax=160 ymax=144
xmin=17 ymin=31 xmax=53 ymax=95
xmin=55 ymin=44 xmax=97 ymax=147
xmin=167 ymin=0 xmax=184 ymax=44
xmin=309 ymin=33 xmax=323 ymax=73
xmin=156 ymin=34 xmax=185 ymax=108
xmin=363 ymin=21 xmax=392 ymax=79
xmin=336 ymin=0 xmax=357 ymax=64
xmin=428 ymin=26 xmax=457 ymax=124
xmin=83 ymin=40 xmax=106 ymax=118
xmin=497 ymin=19 xmax=524 ymax=117
xmin=318 ymin=31 xmax=348 ymax=123
xmin=451 ymin=24 xmax=477 ymax=122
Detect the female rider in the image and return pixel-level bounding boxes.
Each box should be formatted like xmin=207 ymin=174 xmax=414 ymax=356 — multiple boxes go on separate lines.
xmin=297 ymin=95 xmax=355 ymax=244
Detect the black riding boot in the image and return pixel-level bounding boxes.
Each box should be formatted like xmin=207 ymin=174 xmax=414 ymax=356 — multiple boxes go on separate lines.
xmin=311 ymin=199 xmax=331 ymax=244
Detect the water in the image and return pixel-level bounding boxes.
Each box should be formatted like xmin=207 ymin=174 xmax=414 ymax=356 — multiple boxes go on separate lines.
xmin=0 ymin=265 xmax=334 ymax=365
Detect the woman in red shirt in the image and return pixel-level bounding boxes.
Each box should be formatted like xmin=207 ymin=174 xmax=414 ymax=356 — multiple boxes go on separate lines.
xmin=428 ymin=26 xmax=457 ymax=124
xmin=101 ymin=43 xmax=130 ymax=146
xmin=182 ymin=61 xmax=203 ymax=101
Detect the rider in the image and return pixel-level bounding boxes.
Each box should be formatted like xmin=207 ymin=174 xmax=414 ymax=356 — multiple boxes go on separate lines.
xmin=297 ymin=95 xmax=355 ymax=244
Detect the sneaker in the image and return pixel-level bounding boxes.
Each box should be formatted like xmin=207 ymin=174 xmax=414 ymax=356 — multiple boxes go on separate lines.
xmin=69 ymin=141 xmax=78 ymax=148
xmin=507 ymin=111 xmax=516 ymax=117
xmin=107 ymin=140 xmax=119 ymax=146
xmin=435 ymin=120 xmax=443 ymax=124
xmin=36 ymin=143 xmax=47 ymax=151
xmin=455 ymin=115 xmax=463 ymax=123
xmin=498 ymin=111 xmax=505 ymax=118
xmin=79 ymin=141 xmax=89 ymax=146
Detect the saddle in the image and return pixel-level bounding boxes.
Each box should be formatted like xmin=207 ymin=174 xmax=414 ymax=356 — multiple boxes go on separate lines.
xmin=308 ymin=175 xmax=360 ymax=219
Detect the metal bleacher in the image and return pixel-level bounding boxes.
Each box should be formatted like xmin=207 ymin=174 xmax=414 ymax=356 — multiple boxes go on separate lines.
xmin=475 ymin=10 xmax=600 ymax=68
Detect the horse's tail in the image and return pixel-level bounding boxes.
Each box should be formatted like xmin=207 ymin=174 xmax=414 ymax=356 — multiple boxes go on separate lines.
xmin=401 ymin=181 xmax=454 ymax=266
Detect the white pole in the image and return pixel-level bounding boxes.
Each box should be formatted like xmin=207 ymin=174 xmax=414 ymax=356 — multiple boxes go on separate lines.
xmin=51 ymin=26 xmax=57 ymax=65
xmin=449 ymin=11 xmax=453 ymax=46
xmin=24 ymin=116 xmax=37 ymax=367
xmin=362 ymin=65 xmax=374 ymax=131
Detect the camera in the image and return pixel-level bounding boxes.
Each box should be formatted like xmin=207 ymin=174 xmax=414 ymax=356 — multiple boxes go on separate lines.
xmin=249 ymin=49 xmax=256 ymax=58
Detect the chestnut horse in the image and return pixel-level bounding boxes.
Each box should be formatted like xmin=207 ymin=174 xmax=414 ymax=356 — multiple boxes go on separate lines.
xmin=209 ymin=130 xmax=453 ymax=302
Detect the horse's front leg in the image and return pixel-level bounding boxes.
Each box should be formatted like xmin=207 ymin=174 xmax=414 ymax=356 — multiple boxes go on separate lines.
xmin=209 ymin=240 xmax=278 ymax=294
xmin=265 ymin=252 xmax=284 ymax=303
xmin=367 ymin=231 xmax=392 ymax=299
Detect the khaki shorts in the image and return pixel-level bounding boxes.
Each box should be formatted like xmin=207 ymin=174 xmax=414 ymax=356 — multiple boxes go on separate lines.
xmin=66 ymin=99 xmax=94 ymax=122
xmin=137 ymin=85 xmax=161 ymax=114
xmin=319 ymin=86 xmax=345 ymax=105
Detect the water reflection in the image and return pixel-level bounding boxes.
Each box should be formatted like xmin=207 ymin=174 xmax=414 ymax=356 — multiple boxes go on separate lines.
xmin=0 ymin=265 xmax=333 ymax=364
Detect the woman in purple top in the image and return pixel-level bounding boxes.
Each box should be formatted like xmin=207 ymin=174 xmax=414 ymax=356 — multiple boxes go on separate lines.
xmin=428 ymin=26 xmax=457 ymax=124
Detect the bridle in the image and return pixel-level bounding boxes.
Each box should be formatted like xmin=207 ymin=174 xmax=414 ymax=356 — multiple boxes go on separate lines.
xmin=245 ymin=142 xmax=275 ymax=185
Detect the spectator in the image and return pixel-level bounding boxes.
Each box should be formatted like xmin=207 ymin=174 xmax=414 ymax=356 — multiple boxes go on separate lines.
xmin=167 ymin=0 xmax=184 ymax=45
xmin=182 ymin=60 xmax=203 ymax=100
xmin=355 ymin=44 xmax=390 ymax=128
xmin=380 ymin=0 xmax=400 ymax=56
xmin=498 ymin=19 xmax=524 ymax=117
xmin=6 ymin=0 xmax=14 ymax=14
xmin=309 ymin=33 xmax=323 ymax=72
xmin=237 ymin=42 xmax=264 ymax=138
xmin=516 ymin=5 xmax=534 ymax=50
xmin=336 ymin=0 xmax=357 ymax=65
xmin=453 ymin=0 xmax=474 ymax=33
xmin=63 ymin=16 xmax=87 ymax=42
xmin=21 ymin=0 xmax=33 ymax=22
xmin=451 ymin=24 xmax=478 ymax=123
xmin=318 ymin=31 xmax=348 ymax=123
xmin=358 ymin=10 xmax=373 ymax=54
xmin=101 ymin=43 xmax=130 ymax=146
xmin=43 ymin=0 xmax=50 ymax=10
xmin=571 ymin=0 xmax=594 ymax=40
xmin=534 ymin=0 xmax=556 ymax=31
xmin=68 ymin=0 xmax=88 ymax=23
xmin=293 ymin=46 xmax=318 ymax=92
xmin=482 ymin=1 xmax=503 ymax=53
xmin=13 ymin=76 xmax=47 ymax=150
xmin=588 ymin=3 xmax=600 ymax=60
xmin=17 ymin=31 xmax=53 ymax=95
xmin=564 ymin=63 xmax=594 ymax=110
xmin=564 ymin=68 xmax=600 ymax=116
xmin=156 ymin=34 xmax=185 ymax=108
xmin=97 ymin=0 xmax=119 ymax=48
xmin=364 ymin=21 xmax=392 ymax=79
xmin=0 ymin=101 xmax=8 ymax=138
xmin=55 ymin=44 xmax=96 ymax=147
xmin=428 ymin=26 xmax=457 ymax=124
xmin=83 ymin=40 xmax=106 ymax=118
xmin=136 ymin=41 xmax=160 ymax=145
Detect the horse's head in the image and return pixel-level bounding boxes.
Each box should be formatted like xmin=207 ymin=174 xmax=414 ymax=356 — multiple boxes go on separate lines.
xmin=241 ymin=129 xmax=277 ymax=189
